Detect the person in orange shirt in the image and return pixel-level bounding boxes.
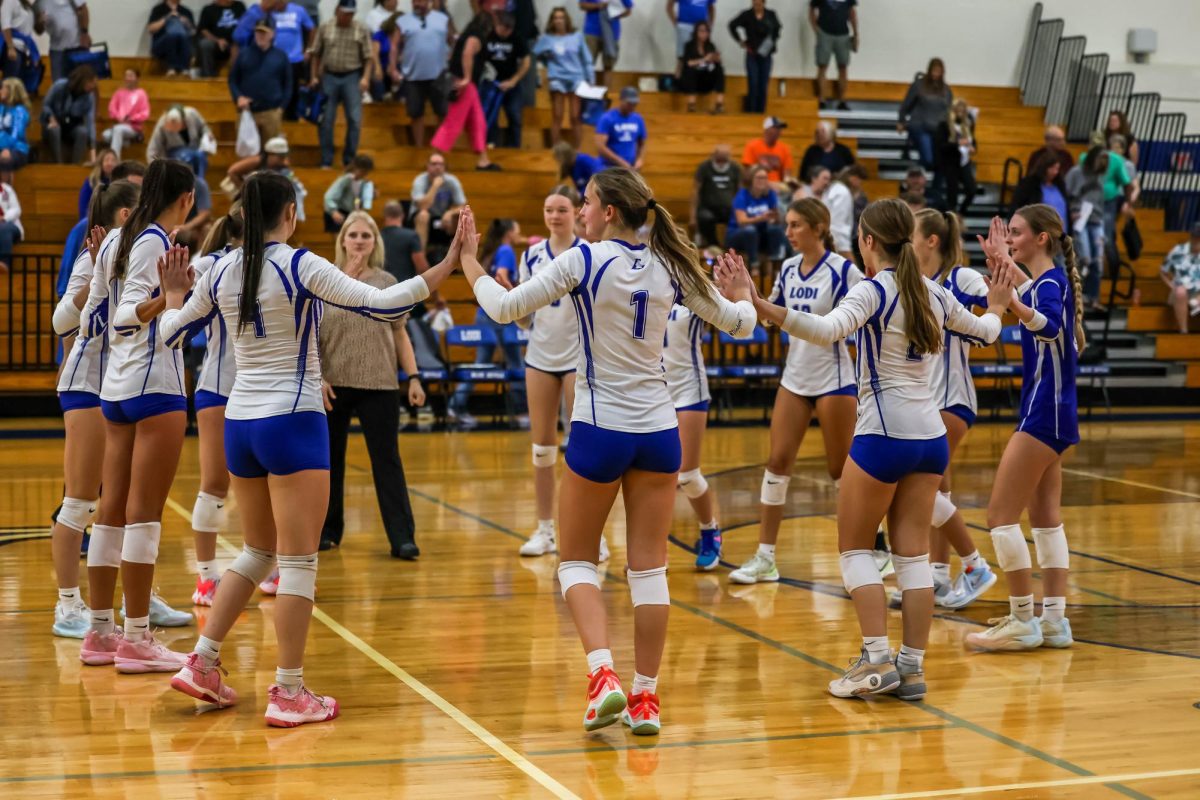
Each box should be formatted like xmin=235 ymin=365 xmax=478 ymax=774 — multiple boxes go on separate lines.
xmin=742 ymin=116 xmax=794 ymax=192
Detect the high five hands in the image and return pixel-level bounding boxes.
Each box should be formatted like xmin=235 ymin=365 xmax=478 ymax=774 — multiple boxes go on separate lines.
xmin=156 ymin=245 xmax=194 ymax=296
xmin=712 ymin=250 xmax=756 ymax=305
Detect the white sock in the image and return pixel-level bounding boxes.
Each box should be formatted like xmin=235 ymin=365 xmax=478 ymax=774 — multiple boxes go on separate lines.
xmin=962 ymin=550 xmax=983 ymax=571
xmin=123 ymin=614 xmax=150 ymax=641
xmin=197 ymin=560 xmax=220 ymax=582
xmin=537 ymin=519 xmax=555 ymax=533
xmin=90 ymin=608 xmax=114 ymax=634
xmin=585 ymin=648 xmax=613 ymax=674
xmin=862 ymin=635 xmax=890 ymax=664
xmin=631 ymin=672 xmax=657 ymax=695
xmin=1042 ymin=596 xmax=1066 ymax=622
xmin=1010 ymin=594 xmax=1035 ymax=622
xmin=897 ymin=644 xmax=925 ymax=670
xmin=931 ymin=562 xmax=951 ymax=584
xmin=275 ymin=666 xmax=304 ymax=690
xmin=757 ymin=543 xmax=776 ymax=559
xmin=196 ymin=635 xmax=222 ymax=667
xmin=700 ymin=519 xmax=719 ymax=532
xmin=58 ymin=587 xmax=81 ymax=604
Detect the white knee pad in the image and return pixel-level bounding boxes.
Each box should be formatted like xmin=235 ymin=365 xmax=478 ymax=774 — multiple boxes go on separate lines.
xmin=931 ymin=491 xmax=957 ymax=528
xmin=228 ymin=544 xmax=277 ymax=585
xmin=191 ymin=491 xmax=227 ymax=533
xmin=840 ymin=549 xmax=883 ymax=593
xmin=276 ymin=553 xmax=318 ymax=601
xmin=677 ymin=468 xmax=709 ymax=500
xmin=531 ymin=443 xmax=558 ymax=468
xmin=86 ymin=524 xmax=124 ymax=568
xmin=893 ymin=554 xmax=935 ymax=592
xmin=1032 ymin=525 xmax=1070 ymax=570
xmin=760 ymin=470 xmax=791 ymax=506
xmin=121 ymin=521 xmax=161 ymax=565
xmin=627 ymin=565 xmax=669 ymax=606
xmin=990 ymin=524 xmax=1032 ymax=573
xmin=57 ymin=497 xmax=97 ymax=534
xmin=558 ymin=560 xmax=600 ymax=599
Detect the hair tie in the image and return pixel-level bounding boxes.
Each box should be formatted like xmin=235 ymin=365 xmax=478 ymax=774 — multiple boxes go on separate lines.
xmin=1059 ymin=232 xmax=1068 ymax=244
xmin=646 ymin=199 xmax=657 ymax=211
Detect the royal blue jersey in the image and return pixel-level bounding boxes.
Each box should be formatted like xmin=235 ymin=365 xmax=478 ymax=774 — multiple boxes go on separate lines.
xmin=1016 ymin=268 xmax=1080 ymax=446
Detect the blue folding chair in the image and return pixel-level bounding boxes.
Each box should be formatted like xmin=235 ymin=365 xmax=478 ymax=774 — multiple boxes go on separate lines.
xmin=717 ymin=327 xmax=780 ymax=421
xmin=444 ymin=324 xmax=511 ymax=428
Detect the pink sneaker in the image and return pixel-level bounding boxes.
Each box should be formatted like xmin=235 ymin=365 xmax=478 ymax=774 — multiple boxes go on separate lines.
xmin=80 ymin=629 xmax=124 ymax=666
xmin=192 ymin=577 xmax=219 ymax=607
xmin=114 ymin=634 xmax=189 ymax=674
xmin=265 ymin=683 xmax=340 ymax=728
xmin=171 ymin=653 xmax=237 ymax=707
xmin=259 ymin=570 xmax=279 ymax=596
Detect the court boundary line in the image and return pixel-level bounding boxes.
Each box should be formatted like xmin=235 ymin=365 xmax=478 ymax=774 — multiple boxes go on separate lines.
xmin=825 ymin=765 xmax=1200 ymax=800
xmin=163 ymin=496 xmax=579 ymax=800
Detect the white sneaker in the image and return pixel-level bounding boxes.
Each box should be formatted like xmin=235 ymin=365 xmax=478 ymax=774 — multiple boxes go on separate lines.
xmin=122 ymin=593 xmax=193 ymax=628
xmin=828 ymin=648 xmax=900 ymax=698
xmin=965 ymin=615 xmax=1043 ymax=651
xmin=599 ymin=536 xmax=610 ymax=563
xmin=873 ymin=549 xmax=895 ymax=578
xmin=1039 ymin=616 xmax=1073 ymax=648
xmin=888 ymin=579 xmax=956 ymax=609
xmin=52 ymin=599 xmax=91 ymax=639
xmin=729 ymin=553 xmax=779 ymax=585
xmin=519 ymin=527 xmax=556 ymax=557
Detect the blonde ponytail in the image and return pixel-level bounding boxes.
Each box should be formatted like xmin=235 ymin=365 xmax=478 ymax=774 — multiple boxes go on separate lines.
xmin=1060 ymin=234 xmax=1087 ymax=353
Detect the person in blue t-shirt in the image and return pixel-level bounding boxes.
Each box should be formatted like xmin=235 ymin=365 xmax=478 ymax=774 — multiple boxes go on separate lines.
xmin=727 ymin=166 xmax=784 ymax=267
xmin=233 ymin=1 xmax=316 ymax=119
xmin=552 ymin=141 xmax=602 ymax=197
xmin=668 ymin=0 xmax=716 ymax=70
xmin=580 ymin=0 xmax=632 ymax=89
xmin=595 ymin=87 xmax=647 ymax=170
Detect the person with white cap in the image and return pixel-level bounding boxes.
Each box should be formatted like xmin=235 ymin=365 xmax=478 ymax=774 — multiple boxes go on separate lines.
xmin=223 ymin=136 xmax=307 ymax=221
xmin=594 ymin=86 xmax=646 ymax=171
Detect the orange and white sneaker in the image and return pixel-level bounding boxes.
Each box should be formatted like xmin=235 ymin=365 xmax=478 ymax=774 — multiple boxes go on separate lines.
xmin=192 ymin=577 xmax=219 ymax=607
xmin=259 ymin=570 xmax=279 ymax=596
xmin=583 ymin=665 xmax=626 ymax=731
xmin=114 ymin=633 xmax=189 ymax=674
xmin=265 ymin=683 xmax=340 ymax=728
xmin=80 ymin=629 xmax=124 ymax=666
xmin=621 ymin=691 xmax=661 ymax=736
xmin=171 ymin=653 xmax=238 ymax=707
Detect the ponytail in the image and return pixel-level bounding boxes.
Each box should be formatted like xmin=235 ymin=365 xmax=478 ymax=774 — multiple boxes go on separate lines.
xmin=238 ymin=172 xmax=296 ymax=333
xmin=85 ymin=179 xmax=141 ymax=234
xmin=198 ymin=201 xmax=244 ymax=257
xmin=113 ymin=159 xmax=194 ymax=279
xmin=1060 ymin=234 xmax=1087 ymax=352
xmin=915 ymin=208 xmax=965 ymax=281
xmin=861 ymin=198 xmax=941 ymax=355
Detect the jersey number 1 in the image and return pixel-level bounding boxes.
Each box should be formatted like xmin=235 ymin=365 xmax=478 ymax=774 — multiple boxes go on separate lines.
xmin=629 ymin=290 xmax=648 ymax=339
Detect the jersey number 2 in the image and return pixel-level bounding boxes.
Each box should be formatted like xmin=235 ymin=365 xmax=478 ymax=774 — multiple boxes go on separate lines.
xmin=629 ymin=290 xmax=648 ymax=339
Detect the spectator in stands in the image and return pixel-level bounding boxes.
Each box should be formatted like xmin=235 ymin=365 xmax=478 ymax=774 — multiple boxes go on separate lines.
xmin=323 ymin=153 xmax=375 ymax=232
xmin=0 ymin=170 xmax=20 ymax=271
xmin=295 ymin=0 xmax=319 ymax=24
xmin=381 ymin=200 xmax=429 ymax=283
xmin=197 ymin=0 xmax=246 ymax=77
xmin=484 ymin=11 xmax=531 ymax=148
xmin=1026 ymin=125 xmax=1073 ymax=176
xmin=742 ymin=116 xmax=794 ymax=189
xmin=1104 ymin=110 xmax=1139 ymax=165
xmin=366 ymin=0 xmax=398 ymax=31
xmin=2 ymin=0 xmax=36 ymax=80
xmin=727 ymin=166 xmax=783 ymax=268
xmin=101 ymin=68 xmax=150 ymax=158
xmin=823 ymin=168 xmax=855 ymax=258
xmin=222 ymin=137 xmax=307 ymax=221
xmin=901 ymin=191 xmax=926 ymax=212
xmin=668 ymin=0 xmax=715 ymax=78
xmin=810 ymin=0 xmax=856 ymax=110
xmin=310 ymin=0 xmax=373 ymax=169
xmin=0 ymin=77 xmax=30 ymax=169
xmin=793 ymin=163 xmax=831 ymax=201
xmin=234 ymin=0 xmax=316 ymax=120
xmin=389 ymin=0 xmax=452 ymax=149
xmin=1107 ymin=133 xmax=1141 ymax=205
xmin=147 ymin=104 xmax=213 ymax=179
xmin=1013 ymin=152 xmax=1068 ymax=226
xmin=533 ymin=6 xmax=593 ymax=148
xmin=799 ymin=120 xmax=853 ymax=182
xmin=552 ymin=141 xmax=601 ymax=196
xmin=176 ymin=171 xmax=213 ymax=248
xmin=147 ymin=0 xmax=196 ymax=76
xmin=691 ymin=143 xmax=738 ymax=248
xmin=77 ymin=146 xmax=115 ymax=220
xmin=40 ymin=0 xmax=91 ymax=82
xmin=937 ymin=98 xmax=976 ymax=216
xmin=229 ymin=15 xmax=291 ymax=143
xmin=41 ymin=64 xmax=96 ymax=164
xmin=1161 ymin=223 xmax=1200 ymax=334
xmin=1067 ymin=145 xmax=1109 ymax=307
xmin=840 ymin=162 xmax=868 ymax=245
xmin=411 ymin=151 xmax=466 ymax=250
xmin=431 ymin=12 xmax=501 ymax=171
xmin=728 ymin=0 xmax=781 ymax=115
xmin=595 ymin=86 xmax=647 ymax=170
xmin=580 ymin=0 xmax=632 ymax=91
xmin=898 ymin=57 xmax=951 ymax=173
xmin=900 ymin=165 xmax=927 ymax=203
xmin=679 ymin=20 xmax=724 ymax=114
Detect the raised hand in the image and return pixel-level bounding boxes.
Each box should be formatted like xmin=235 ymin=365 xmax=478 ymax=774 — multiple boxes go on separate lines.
xmin=713 ymin=250 xmax=754 ymax=303
xmin=458 ymin=206 xmax=479 ymax=260
xmin=156 ymin=245 xmax=194 ymax=294
xmin=85 ymin=224 xmax=105 ymax=265
xmin=344 ymin=248 xmax=367 ymax=279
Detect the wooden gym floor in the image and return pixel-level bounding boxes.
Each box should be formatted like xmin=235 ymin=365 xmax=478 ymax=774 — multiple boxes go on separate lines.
xmin=2 ymin=416 xmax=1200 ymax=799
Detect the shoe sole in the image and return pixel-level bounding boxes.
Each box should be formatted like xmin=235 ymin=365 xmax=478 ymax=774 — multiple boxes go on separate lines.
xmin=191 ymin=596 xmax=214 ymax=607
xmin=896 ymin=682 xmax=927 ymax=701
xmin=80 ymin=651 xmax=116 ymax=666
xmin=518 ymin=548 xmax=556 ymax=557
xmin=170 ymin=672 xmax=236 ymax=707
xmin=729 ymin=572 xmax=779 ymax=585
xmin=829 ymin=672 xmax=901 ymax=699
xmin=115 ymin=657 xmax=188 ymax=674
xmin=265 ymin=700 xmax=340 ymax=728
xmin=694 ymin=555 xmax=720 ymax=571
xmin=942 ymin=572 xmax=999 ymax=610
xmin=624 ymin=717 xmax=661 ymax=735
xmin=966 ymin=636 xmax=1043 ymax=652
xmin=53 ymin=625 xmax=89 ymax=639
xmin=1041 ymin=637 xmax=1073 ymax=649
xmin=583 ymin=690 xmax=626 ymax=732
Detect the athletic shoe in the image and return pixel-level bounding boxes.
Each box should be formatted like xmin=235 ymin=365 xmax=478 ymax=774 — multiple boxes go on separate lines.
xmin=79 ymin=530 xmax=90 ymax=556
xmin=171 ymin=653 xmax=238 ymax=707
xmin=621 ymin=691 xmax=661 ymax=735
xmin=80 ymin=629 xmax=124 ymax=665
xmin=52 ymin=599 xmax=91 ymax=639
xmin=114 ymin=633 xmax=189 ymax=673
xmin=192 ymin=577 xmax=219 ymax=607
xmin=265 ymin=683 xmax=340 ymax=728
xmin=873 ymin=549 xmax=895 ymax=578
xmin=887 ymin=579 xmax=956 ymax=610
xmin=828 ymin=647 xmax=900 ymax=698
xmin=599 ymin=536 xmax=610 ymax=563
xmin=942 ymin=562 xmax=998 ymax=610
xmin=582 ymin=665 xmax=626 ymax=731
xmin=260 ymin=569 xmax=280 ymax=595
xmin=1039 ymin=616 xmax=1074 ymax=648
xmin=694 ymin=527 xmax=722 ymax=570
xmin=729 ymin=552 xmax=779 ymax=585
xmin=965 ymin=615 xmax=1043 ymax=651
xmin=894 ymin=658 xmax=926 ymax=701
xmin=447 ymin=409 xmax=478 ymax=431
xmin=122 ymin=593 xmax=193 ymax=627
xmin=519 ymin=527 xmax=556 ymax=557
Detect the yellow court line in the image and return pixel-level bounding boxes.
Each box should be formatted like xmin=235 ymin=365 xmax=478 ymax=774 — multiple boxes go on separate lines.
xmin=828 ymin=765 xmax=1200 ymax=800
xmin=163 ymin=496 xmax=579 ymax=800
xmin=1063 ymin=467 xmax=1200 ymax=501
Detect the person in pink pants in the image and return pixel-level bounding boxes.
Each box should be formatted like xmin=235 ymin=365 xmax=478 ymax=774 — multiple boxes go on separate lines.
xmin=430 ymin=13 xmax=501 ymax=171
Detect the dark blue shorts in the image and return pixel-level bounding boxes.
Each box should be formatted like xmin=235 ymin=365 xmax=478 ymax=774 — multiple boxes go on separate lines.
xmin=59 ymin=391 xmax=101 ymax=412
xmin=849 ymin=433 xmax=949 ymax=484
xmin=225 ymin=412 xmax=330 ymax=478
xmin=101 ymin=393 xmax=187 ymax=424
xmin=943 ymin=404 xmax=977 ymax=427
xmin=797 ymin=384 xmax=857 ymax=406
xmin=676 ymin=399 xmax=710 ymax=413
xmin=565 ymin=421 xmax=682 ymax=484
xmin=1020 ymin=427 xmax=1075 ymax=455
xmin=194 ymin=390 xmax=228 ymax=411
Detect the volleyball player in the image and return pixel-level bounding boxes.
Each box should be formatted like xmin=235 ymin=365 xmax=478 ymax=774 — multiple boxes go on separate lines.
xmin=78 ymin=159 xmax=196 ymax=672
xmin=161 ymin=172 xmax=462 ymax=726
xmin=458 ymin=166 xmax=758 ymax=736
xmin=728 ymin=198 xmax=861 ymax=585
xmin=187 ymin=207 xmax=243 ymax=606
xmin=48 ymin=181 xmax=140 ymax=638
xmin=966 ymin=207 xmax=1084 ymax=651
xmin=719 ymin=198 xmax=1012 ymax=700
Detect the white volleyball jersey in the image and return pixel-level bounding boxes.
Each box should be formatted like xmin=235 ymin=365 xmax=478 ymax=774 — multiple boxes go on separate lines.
xmin=664 ymin=304 xmax=710 ymax=408
xmin=56 ymin=248 xmax=107 ymax=395
xmin=768 ymin=250 xmax=862 ymax=396
xmin=518 ymin=237 xmax=582 ymax=373
xmin=191 ymin=247 xmax=237 ymax=397
xmin=472 ymin=238 xmax=756 ymax=433
xmin=781 ymin=269 xmax=1000 ymax=440
xmin=102 ymin=224 xmax=186 ymax=401
xmin=159 ymin=243 xmax=429 ymax=420
xmin=934 ymin=266 xmax=989 ymax=414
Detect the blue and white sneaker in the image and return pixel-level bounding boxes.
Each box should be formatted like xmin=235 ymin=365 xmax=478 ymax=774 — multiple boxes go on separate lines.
xmin=942 ymin=562 xmax=998 ymax=610
xmin=121 ymin=592 xmax=193 ymax=628
xmin=52 ymin=599 xmax=91 ymax=638
xmin=694 ymin=527 xmax=722 ymax=570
